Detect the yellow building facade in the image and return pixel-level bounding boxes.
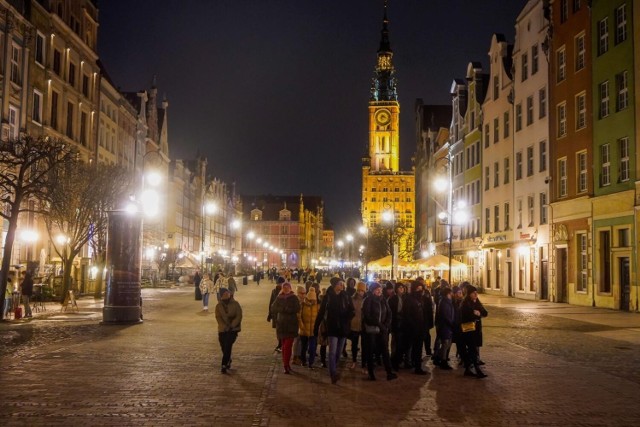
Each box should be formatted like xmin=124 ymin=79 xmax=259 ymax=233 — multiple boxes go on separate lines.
xmin=361 ymin=4 xmax=415 ymax=260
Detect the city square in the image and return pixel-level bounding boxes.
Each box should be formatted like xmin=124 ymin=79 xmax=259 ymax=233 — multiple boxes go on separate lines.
xmin=1 ymin=0 xmax=640 ymax=426
xmin=1 ymin=282 xmax=640 ymax=426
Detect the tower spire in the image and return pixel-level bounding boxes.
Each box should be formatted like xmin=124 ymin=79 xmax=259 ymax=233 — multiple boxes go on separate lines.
xmin=378 ymin=0 xmax=391 ymax=54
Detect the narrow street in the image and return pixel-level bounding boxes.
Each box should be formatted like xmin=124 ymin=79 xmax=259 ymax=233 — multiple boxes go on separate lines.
xmin=1 ymin=281 xmax=639 ymax=426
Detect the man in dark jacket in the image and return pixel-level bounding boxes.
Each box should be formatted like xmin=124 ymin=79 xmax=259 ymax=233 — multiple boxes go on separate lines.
xmin=388 ymin=282 xmax=407 ymax=370
xmin=314 ymin=277 xmax=354 ymax=384
xmin=417 ymin=277 xmax=434 ymax=358
xmin=20 ymin=272 xmax=34 ymax=318
xmin=215 ymin=288 xmax=243 ymax=374
xmin=402 ymin=281 xmax=428 ymax=375
xmin=435 ymin=288 xmax=455 ymax=370
xmin=362 ymin=282 xmax=397 ymax=381
xmin=267 ymin=277 xmax=285 ymax=352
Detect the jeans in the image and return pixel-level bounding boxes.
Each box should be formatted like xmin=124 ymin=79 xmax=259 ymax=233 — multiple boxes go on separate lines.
xmin=438 ymin=338 xmax=452 ymax=364
xmin=202 ymin=293 xmax=210 ymax=308
xmin=327 ymin=336 xmax=346 ymax=377
xmin=23 ymin=295 xmax=32 ymax=317
xmin=299 ymin=335 xmax=317 ymax=366
xmin=281 ymin=337 xmax=294 ymax=368
xmin=365 ymin=332 xmax=393 ymax=376
xmin=218 ymin=331 xmax=237 ymax=367
xmin=3 ymin=297 xmax=11 ymax=318
xmin=348 ymin=331 xmax=361 ymax=363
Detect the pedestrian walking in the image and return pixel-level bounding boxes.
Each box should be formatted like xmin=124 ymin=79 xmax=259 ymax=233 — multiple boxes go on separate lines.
xmin=3 ymin=277 xmax=13 ymax=320
xmin=199 ymin=273 xmax=214 ymax=311
xmin=215 ymin=288 xmax=243 ymax=374
xmin=292 ymin=285 xmax=307 ymax=365
xmin=460 ymin=285 xmax=488 ymax=378
xmin=435 ymin=288 xmax=455 ymax=370
xmin=362 ymin=282 xmax=397 ymax=381
xmin=347 ymin=281 xmax=366 ymax=370
xmin=267 ymin=277 xmax=285 ymax=352
xmin=20 ymin=272 xmax=33 ymax=318
xmin=388 ymin=282 xmax=408 ymax=370
xmin=403 ymin=280 xmax=428 ymax=375
xmin=418 ymin=277 xmax=435 ymax=358
xmin=270 ymin=282 xmax=301 ymax=374
xmin=194 ymin=271 xmax=202 ymax=301
xmin=314 ymin=277 xmax=354 ymax=384
xmin=298 ymin=286 xmax=319 ymax=368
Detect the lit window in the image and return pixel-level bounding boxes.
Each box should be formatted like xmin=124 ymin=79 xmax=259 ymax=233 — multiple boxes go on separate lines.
xmin=601 ymin=144 xmax=610 ymax=186
xmin=599 ymin=81 xmax=610 ymax=118
xmin=577 ymin=151 xmax=587 ymax=193
xmin=576 ymin=92 xmax=586 ymax=130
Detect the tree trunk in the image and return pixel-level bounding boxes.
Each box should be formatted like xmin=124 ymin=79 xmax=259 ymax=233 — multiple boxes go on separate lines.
xmin=60 ymin=257 xmax=75 ymax=304
xmin=0 ymin=208 xmax=20 ymax=305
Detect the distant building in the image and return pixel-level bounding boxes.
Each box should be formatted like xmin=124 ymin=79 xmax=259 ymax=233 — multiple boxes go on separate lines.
xmin=413 ymin=100 xmax=451 ymax=259
xmin=241 ymin=195 xmax=323 ymax=269
xmin=361 ymin=3 xmax=415 ymax=263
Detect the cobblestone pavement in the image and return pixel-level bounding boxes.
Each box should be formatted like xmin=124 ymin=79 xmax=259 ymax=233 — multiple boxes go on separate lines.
xmin=1 ymin=281 xmax=640 ymax=426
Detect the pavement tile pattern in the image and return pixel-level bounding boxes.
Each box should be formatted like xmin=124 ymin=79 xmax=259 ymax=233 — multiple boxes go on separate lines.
xmin=1 ymin=280 xmax=640 ymax=426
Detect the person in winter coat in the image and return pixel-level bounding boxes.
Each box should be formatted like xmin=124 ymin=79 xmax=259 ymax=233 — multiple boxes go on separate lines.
xmin=270 ymin=282 xmax=301 ymax=374
xmin=417 ymin=277 xmax=434 ymax=358
xmin=194 ymin=271 xmax=202 ymax=301
xmin=345 ymin=277 xmax=357 ymax=297
xmin=292 ymin=285 xmax=307 ymax=365
xmin=435 ymin=288 xmax=455 ymax=370
xmin=298 ymin=287 xmax=319 ymax=368
xmin=402 ymin=280 xmax=428 ymax=375
xmin=20 ymin=272 xmax=34 ymax=318
xmin=314 ymin=277 xmax=355 ymax=384
xmin=227 ymin=276 xmax=238 ymax=295
xmin=388 ymin=282 xmax=408 ymax=370
xmin=267 ymin=277 xmax=285 ymax=352
xmin=347 ymin=281 xmax=366 ymax=370
xmin=215 ymin=288 xmax=243 ymax=374
xmin=199 ymin=273 xmax=215 ymax=311
xmin=362 ymin=282 xmax=398 ymax=381
xmin=460 ymin=285 xmax=488 ymax=378
xmin=452 ymin=285 xmax=466 ymax=364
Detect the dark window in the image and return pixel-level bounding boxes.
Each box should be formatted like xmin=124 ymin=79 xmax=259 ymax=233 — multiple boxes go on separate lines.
xmin=66 ymin=102 xmax=74 ymax=138
xmin=53 ymin=50 xmax=61 ymax=75
xmin=50 ymin=91 xmax=59 ymax=130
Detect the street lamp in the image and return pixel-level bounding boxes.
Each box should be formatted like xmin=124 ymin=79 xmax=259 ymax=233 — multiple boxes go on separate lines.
xmin=359 ymin=225 xmax=369 ymax=279
xmin=435 ymin=178 xmax=468 ymax=284
xmin=382 ymin=206 xmax=395 ymax=280
xmin=345 ymin=234 xmax=353 ymax=267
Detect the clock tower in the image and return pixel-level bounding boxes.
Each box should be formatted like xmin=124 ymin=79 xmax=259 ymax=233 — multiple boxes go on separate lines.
xmin=368 ymin=0 xmax=399 ymax=172
xmin=361 ymin=0 xmax=415 ymax=262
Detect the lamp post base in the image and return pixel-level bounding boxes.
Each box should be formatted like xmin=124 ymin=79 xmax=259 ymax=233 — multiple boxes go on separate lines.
xmin=102 ymin=306 xmax=143 ymax=324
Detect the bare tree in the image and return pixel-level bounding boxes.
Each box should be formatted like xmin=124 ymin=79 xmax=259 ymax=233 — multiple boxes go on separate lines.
xmin=45 ymin=161 xmax=132 ymax=301
xmin=0 ymin=136 xmax=75 ymax=303
xmin=367 ymin=221 xmax=415 ymax=262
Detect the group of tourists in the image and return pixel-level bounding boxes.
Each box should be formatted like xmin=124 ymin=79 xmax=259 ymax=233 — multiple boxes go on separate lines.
xmin=206 ymin=268 xmax=488 ymax=382
xmin=267 ymin=274 xmax=488 ymax=383
xmin=3 ymin=271 xmax=34 ymax=320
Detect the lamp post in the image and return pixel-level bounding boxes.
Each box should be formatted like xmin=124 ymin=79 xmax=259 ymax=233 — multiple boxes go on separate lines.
xmin=382 ymin=205 xmax=395 ymax=280
xmin=435 ymin=172 xmax=468 ymax=284
xmin=345 ymin=233 xmax=353 ymax=268
xmin=359 ymin=225 xmax=369 ymax=279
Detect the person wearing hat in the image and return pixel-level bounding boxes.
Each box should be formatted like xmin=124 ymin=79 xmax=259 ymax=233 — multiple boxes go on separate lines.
xmin=388 ymin=282 xmax=408 ymax=370
xmin=298 ymin=286 xmax=319 ymax=368
xmin=403 ymin=281 xmax=428 ymax=375
xmin=362 ymin=282 xmax=397 ymax=381
xmin=347 ymin=281 xmax=367 ymax=370
xmin=314 ymin=276 xmax=354 ymax=384
xmin=215 ymin=288 xmax=243 ymax=374
xmin=460 ymin=285 xmax=488 ymax=378
xmin=270 ymin=282 xmax=301 ymax=374
xmin=267 ymin=277 xmax=286 ymax=352
xmin=435 ymin=287 xmax=455 ymax=370
xmin=291 ymin=285 xmax=307 ymax=365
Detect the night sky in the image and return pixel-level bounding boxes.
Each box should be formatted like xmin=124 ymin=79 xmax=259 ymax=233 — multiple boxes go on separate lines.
xmin=99 ymin=0 xmax=526 ymax=234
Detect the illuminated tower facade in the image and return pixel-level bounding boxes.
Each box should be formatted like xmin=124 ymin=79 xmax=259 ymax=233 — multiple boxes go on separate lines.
xmin=361 ymin=1 xmax=415 ymax=261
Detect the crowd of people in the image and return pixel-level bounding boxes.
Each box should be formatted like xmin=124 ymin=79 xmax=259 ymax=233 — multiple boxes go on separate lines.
xmin=208 ymin=267 xmax=488 ymax=382
xmin=265 ymin=274 xmax=489 ymax=383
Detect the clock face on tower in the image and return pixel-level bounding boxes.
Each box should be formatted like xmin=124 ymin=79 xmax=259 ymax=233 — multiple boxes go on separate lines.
xmin=375 ymin=109 xmax=391 ymax=126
